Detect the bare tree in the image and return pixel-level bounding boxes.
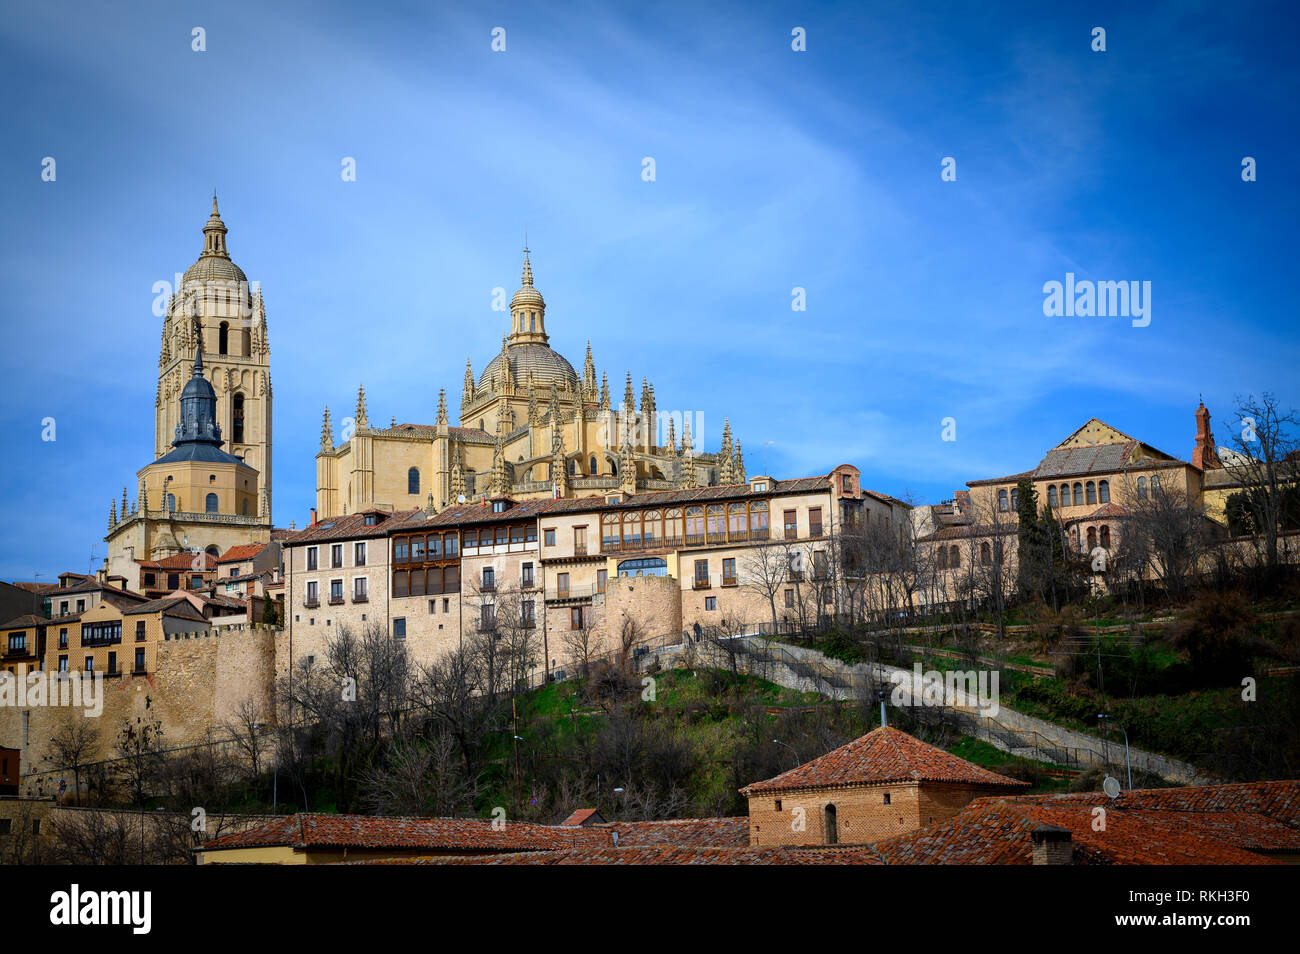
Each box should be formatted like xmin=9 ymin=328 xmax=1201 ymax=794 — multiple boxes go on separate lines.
xmin=360 ymin=735 xmax=477 ymax=817
xmin=46 ymin=716 xmax=100 ymax=807
xmin=1126 ymin=481 xmax=1209 ymax=602
xmin=1223 ymin=393 xmax=1300 ymax=576
xmin=224 ymin=698 xmax=268 ymax=784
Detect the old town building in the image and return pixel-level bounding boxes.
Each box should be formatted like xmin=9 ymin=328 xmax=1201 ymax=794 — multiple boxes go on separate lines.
xmin=741 ymin=726 xmax=1028 ymax=847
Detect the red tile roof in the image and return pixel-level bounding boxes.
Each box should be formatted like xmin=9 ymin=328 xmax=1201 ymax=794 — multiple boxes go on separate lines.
xmin=217 ymin=543 xmax=268 ymax=563
xmin=200 ymin=813 xmax=608 ymax=855
xmin=137 ymin=553 xmax=215 ymax=571
xmin=560 ymin=808 xmax=604 ymax=826
xmin=349 ymin=845 xmax=884 ymax=865
xmin=604 ymin=817 xmax=749 ymax=847
xmin=741 ymin=727 xmax=1029 ymax=796
xmin=872 ymin=781 xmax=1300 ymax=865
xmin=279 ymin=510 xmax=421 ymax=546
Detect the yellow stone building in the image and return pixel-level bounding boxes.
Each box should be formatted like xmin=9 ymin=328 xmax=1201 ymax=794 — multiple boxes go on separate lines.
xmin=315 ymin=251 xmax=746 ymax=518
xmin=104 ymin=199 xmax=274 ymax=578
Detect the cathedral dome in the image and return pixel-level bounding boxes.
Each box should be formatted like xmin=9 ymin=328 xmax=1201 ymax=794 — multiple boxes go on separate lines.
xmin=480 ymin=343 xmax=578 ymax=391
xmin=184 ymin=255 xmax=247 ymax=286
xmin=182 ymin=195 xmax=247 ymax=287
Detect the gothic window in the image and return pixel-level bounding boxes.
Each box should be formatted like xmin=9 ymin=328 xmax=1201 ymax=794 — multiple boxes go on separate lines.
xmin=568 ymin=459 xmax=576 ymax=476
xmin=408 ymin=467 xmax=420 ymax=495
xmin=232 ymin=393 xmax=245 ymax=444
xmin=589 ymin=455 xmax=597 ymax=475
xmin=167 ymin=493 xmax=176 ymax=512
xmin=1048 ymin=485 xmax=1058 ymax=508
xmin=219 ymin=321 xmax=229 ymax=355
xmin=1086 ymin=481 xmax=1097 ymax=504
xmin=205 ymin=493 xmax=218 ymax=513
xmin=1099 ymin=479 xmax=1110 ymax=503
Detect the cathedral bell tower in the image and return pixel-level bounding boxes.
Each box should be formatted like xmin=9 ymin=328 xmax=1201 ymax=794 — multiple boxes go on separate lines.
xmin=155 ymin=196 xmax=273 ymax=516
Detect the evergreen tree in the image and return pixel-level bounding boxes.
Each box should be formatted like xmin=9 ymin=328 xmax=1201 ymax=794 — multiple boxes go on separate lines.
xmin=1014 ymin=477 xmax=1040 ymax=597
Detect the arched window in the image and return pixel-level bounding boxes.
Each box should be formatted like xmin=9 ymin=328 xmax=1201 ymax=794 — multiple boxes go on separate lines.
xmin=205 ymin=492 xmax=218 ymax=513
xmin=824 ymin=804 xmax=838 ymax=845
xmin=998 ymin=490 xmax=1008 ymax=512
xmin=1151 ymin=474 xmax=1161 ymax=493
xmin=1048 ymin=485 xmax=1058 ymax=508
xmin=1059 ymin=484 xmax=1071 ymax=507
xmin=589 ymin=456 xmax=597 ymax=475
xmin=980 ymin=541 xmax=991 ymax=565
xmin=1011 ymin=488 xmax=1019 ymax=511
xmin=1086 ymin=526 xmax=1097 ymax=550
xmin=1099 ymin=479 xmax=1110 ymax=503
xmin=568 ymin=459 xmax=576 ymax=476
xmin=1086 ymin=481 xmax=1096 ymax=504
xmin=1100 ymin=525 xmax=1111 ymax=548
xmin=1072 ymin=482 xmax=1083 ymax=505
xmin=950 ymin=545 xmax=960 ymax=568
xmin=408 ymin=467 xmax=420 ymax=495
xmin=1137 ymin=476 xmax=1148 ymax=499
xmin=937 ymin=546 xmax=948 ymax=569
xmin=218 ymin=321 xmax=229 ymax=355
xmin=205 ymin=545 xmax=220 ymax=559
xmin=167 ymin=493 xmax=176 ymax=512
xmin=232 ymin=393 xmax=245 ymax=444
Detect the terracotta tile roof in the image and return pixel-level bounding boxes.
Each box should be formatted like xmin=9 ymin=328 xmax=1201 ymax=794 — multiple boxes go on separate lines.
xmin=280 ymin=509 xmax=421 ymax=546
xmin=740 ymin=727 xmax=1030 ymax=796
xmin=349 ymin=845 xmax=885 ymax=865
xmin=8 ymin=581 xmax=59 ymax=594
xmin=200 ymin=813 xmax=608 ymax=855
xmin=560 ymin=808 xmax=604 ymax=826
xmin=217 ymin=543 xmax=267 ymax=563
xmin=0 ymin=614 xmax=50 ymax=630
xmin=872 ymin=781 xmax=1300 ymax=865
xmin=121 ymin=596 xmax=208 ymax=620
xmin=603 ymin=817 xmax=750 ymax=847
xmin=137 ymin=553 xmax=215 ymax=571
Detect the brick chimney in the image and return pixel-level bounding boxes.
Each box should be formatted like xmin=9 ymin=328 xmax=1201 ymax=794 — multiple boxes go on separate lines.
xmin=309 ymin=507 xmax=318 ymax=526
xmin=1192 ymin=401 xmax=1222 ymax=470
xmin=1031 ymin=824 xmax=1074 ymax=865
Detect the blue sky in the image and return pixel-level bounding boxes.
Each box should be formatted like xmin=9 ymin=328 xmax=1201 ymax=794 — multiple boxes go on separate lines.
xmin=1 ymin=0 xmax=1296 ymax=581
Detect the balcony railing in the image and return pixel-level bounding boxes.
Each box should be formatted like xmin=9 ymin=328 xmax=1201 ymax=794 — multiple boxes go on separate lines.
xmin=304 ymin=598 xmax=320 ymax=608
xmin=480 ymin=581 xmax=496 ymax=593
xmin=352 ymin=594 xmax=369 ymax=603
xmin=574 ymin=544 xmax=587 ymax=556
xmin=721 ymin=576 xmax=738 ymax=587
xmin=602 ymin=527 xmax=770 ymax=554
xmin=693 ymin=578 xmax=711 ymax=590
xmin=327 ymin=597 xmax=344 ymax=606
xmin=545 ymin=584 xmax=599 ymax=601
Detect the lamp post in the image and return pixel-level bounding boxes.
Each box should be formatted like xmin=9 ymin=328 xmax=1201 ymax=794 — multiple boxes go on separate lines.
xmin=772 ymin=738 xmax=800 ymax=768
xmin=1097 ymin=713 xmax=1132 ymax=790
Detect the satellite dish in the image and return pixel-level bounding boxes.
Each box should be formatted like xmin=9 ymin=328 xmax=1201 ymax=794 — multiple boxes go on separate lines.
xmin=1102 ymin=776 xmax=1122 ymax=799
xmin=457 ymin=495 xmax=466 ymax=504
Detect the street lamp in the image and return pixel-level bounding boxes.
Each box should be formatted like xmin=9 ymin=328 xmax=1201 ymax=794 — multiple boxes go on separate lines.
xmin=772 ymin=738 xmax=800 ymax=767
xmin=1097 ymin=713 xmax=1132 ymax=790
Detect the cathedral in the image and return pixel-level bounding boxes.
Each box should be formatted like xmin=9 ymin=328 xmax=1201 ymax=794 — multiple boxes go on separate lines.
xmin=315 ymin=251 xmax=746 ymax=517
xmin=103 ymin=198 xmax=274 ymax=578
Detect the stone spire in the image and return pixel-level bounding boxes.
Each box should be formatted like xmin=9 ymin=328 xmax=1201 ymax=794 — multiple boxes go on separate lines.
xmin=449 ymin=444 xmax=466 ymax=502
xmin=718 ymin=419 xmax=735 ymax=483
xmin=355 ymin=384 xmax=368 ymax=429
xmin=497 ymin=335 xmax=512 ymax=394
xmin=623 ymin=372 xmax=636 ymax=415
xmin=425 ymin=491 xmax=436 ymax=516
xmin=681 ymin=457 xmax=698 ymax=490
xmin=583 ymin=342 xmax=597 ymax=399
xmin=489 ymin=435 xmax=509 ymax=496
xmin=733 ymin=442 xmax=746 ymax=483
xmin=321 ymin=407 xmax=333 ymax=452
xmin=462 ymin=358 xmax=475 ymax=410
xmin=509 ymin=248 xmax=548 ymax=345
xmin=619 ymin=433 xmax=637 ymax=496
xmin=645 ymin=382 xmax=657 ymax=447
xmin=200 ymin=194 xmax=230 ymax=260
xmin=551 ymin=424 xmax=569 ymax=498
xmin=527 ymin=386 xmax=540 ymax=425
xmin=681 ymin=414 xmax=693 ymax=456
xmin=665 ymin=415 xmax=677 ymax=457
xmin=600 ymin=371 xmax=610 ymax=411
xmin=108 ymin=499 xmax=117 ymax=530
xmin=436 ymin=388 xmax=448 ymax=426
xmin=122 ymin=487 xmax=129 ymax=522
